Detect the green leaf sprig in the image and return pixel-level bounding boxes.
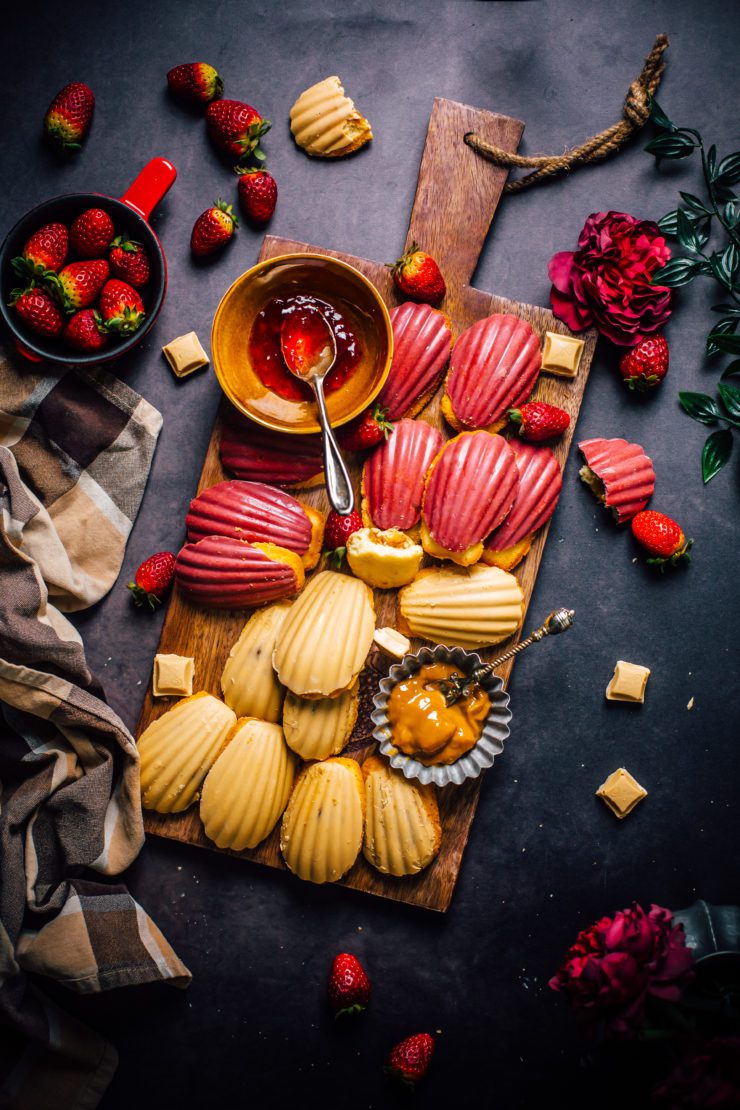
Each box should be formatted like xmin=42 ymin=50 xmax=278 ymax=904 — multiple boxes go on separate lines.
xmin=645 ymin=97 xmax=740 ymax=483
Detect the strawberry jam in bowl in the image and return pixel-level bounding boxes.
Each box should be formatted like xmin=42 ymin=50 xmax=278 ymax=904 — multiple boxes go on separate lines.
xmin=212 ymin=253 xmax=393 ymax=434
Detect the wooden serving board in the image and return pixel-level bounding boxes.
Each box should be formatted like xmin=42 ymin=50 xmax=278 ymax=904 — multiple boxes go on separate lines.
xmin=138 ymin=98 xmax=597 ymax=912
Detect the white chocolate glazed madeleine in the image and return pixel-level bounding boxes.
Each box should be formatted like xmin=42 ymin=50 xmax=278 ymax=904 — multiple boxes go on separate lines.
xmin=280 ymin=758 xmax=365 ymax=884
xmin=138 ymin=692 xmax=236 ymax=814
xmin=290 ymin=76 xmax=372 ymax=158
xmin=200 ymin=718 xmax=297 ymax=851
xmin=282 ymin=685 xmax=359 ymax=761
xmin=272 ymin=571 xmax=375 ymax=698
xmin=362 ymin=756 xmax=441 ymax=877
xmin=221 ymin=602 xmax=292 ymax=722
xmin=398 ymin=564 xmax=524 ymax=649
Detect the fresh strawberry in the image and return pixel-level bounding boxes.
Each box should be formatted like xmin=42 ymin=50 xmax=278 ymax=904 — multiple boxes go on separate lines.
xmin=10 ymin=286 xmax=65 ymax=337
xmin=389 ymin=242 xmax=446 ymax=305
xmin=508 ymin=401 xmax=570 ymax=442
xmin=619 ymin=334 xmax=669 ymax=391
xmin=236 ymin=168 xmax=278 ymax=225
xmin=167 ymin=62 xmax=223 ymax=106
xmin=337 ymin=404 xmax=393 ymax=452
xmin=327 ymin=953 xmax=371 ymax=1017
xmin=44 ymin=82 xmax=95 ymax=151
xmin=324 ymin=508 xmax=363 ymax=565
xmin=631 ymin=510 xmax=692 ymax=569
xmin=64 ymin=308 xmax=109 ymax=353
xmin=190 ymin=200 xmax=238 ymax=257
xmin=70 ymin=208 xmax=115 ymax=258
xmin=108 ymin=236 xmax=151 ymax=287
xmin=385 ymin=1033 xmax=435 ymax=1087
xmin=127 ymin=551 xmax=176 ymax=608
xmin=48 ymin=260 xmax=109 ymax=313
xmin=98 ymin=279 xmax=145 ymax=335
xmin=12 ymin=223 xmax=69 ymax=282
xmin=206 ymin=99 xmax=271 ymax=164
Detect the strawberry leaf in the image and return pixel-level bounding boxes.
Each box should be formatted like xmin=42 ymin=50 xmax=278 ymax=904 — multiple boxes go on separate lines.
xmin=706 ymin=318 xmax=738 ymax=357
xmin=648 ymin=97 xmax=676 ymax=133
xmin=678 ymin=391 xmax=720 ymax=425
xmin=650 ymin=258 xmax=702 ymax=287
xmin=718 ymin=382 xmax=740 ymax=420
xmin=701 ymin=428 xmax=733 ymax=484
xmin=715 ymin=152 xmax=740 ymax=187
xmin=708 ymin=333 xmax=740 ymax=356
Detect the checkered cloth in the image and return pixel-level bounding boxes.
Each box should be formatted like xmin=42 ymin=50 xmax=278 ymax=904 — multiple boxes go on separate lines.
xmin=0 ymin=353 xmax=191 ymax=1110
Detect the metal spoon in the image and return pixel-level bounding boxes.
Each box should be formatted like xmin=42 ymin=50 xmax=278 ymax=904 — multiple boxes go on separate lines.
xmin=426 ymin=607 xmax=576 ymax=706
xmin=280 ymin=304 xmax=354 ymax=514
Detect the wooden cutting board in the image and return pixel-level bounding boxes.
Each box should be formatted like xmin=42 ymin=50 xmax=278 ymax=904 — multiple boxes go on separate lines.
xmin=137 ymin=98 xmax=597 ymax=912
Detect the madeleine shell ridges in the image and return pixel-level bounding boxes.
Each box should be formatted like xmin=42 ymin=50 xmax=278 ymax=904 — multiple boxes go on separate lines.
xmin=362 ymin=756 xmax=441 ymax=877
xmin=221 ymin=601 xmax=293 ymax=722
xmin=487 ymin=439 xmax=562 ymax=552
xmin=282 ymin=684 xmax=359 ymax=761
xmin=138 ymin=692 xmax=237 ymax=814
xmin=445 ymin=313 xmax=542 ymax=430
xmin=578 ymin=437 xmax=656 ymax=523
xmin=280 ymin=758 xmax=365 ymax=884
xmin=289 ymin=76 xmax=372 ymax=158
xmin=272 ymin=571 xmax=375 ymax=698
xmin=219 ymin=415 xmax=324 ymax=489
xmin=377 ymin=302 xmax=452 ymax=420
xmin=174 ymin=536 xmax=304 ymax=610
xmin=200 ymin=718 xmax=298 ymax=851
xmin=362 ymin=418 xmax=443 ymax=533
xmin=398 ymin=564 xmax=524 ymax=649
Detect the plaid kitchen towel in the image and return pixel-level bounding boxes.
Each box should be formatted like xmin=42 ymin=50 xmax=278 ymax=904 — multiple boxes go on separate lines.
xmin=0 ymin=352 xmax=191 ymax=1110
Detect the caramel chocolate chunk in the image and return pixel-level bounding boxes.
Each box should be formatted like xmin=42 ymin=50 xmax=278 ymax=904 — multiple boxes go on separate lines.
xmin=606 ymin=660 xmax=651 ymax=703
xmin=162 ymin=331 xmax=209 ymax=378
xmin=152 ymin=653 xmax=194 ymax=697
xmin=596 ymin=767 xmax=647 ymax=819
xmin=541 ymin=331 xmax=584 ymax=378
xmin=373 ymin=627 xmax=411 ymax=660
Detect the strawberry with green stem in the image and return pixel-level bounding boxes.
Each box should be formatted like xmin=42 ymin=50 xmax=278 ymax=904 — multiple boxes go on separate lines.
xmin=10 ymin=286 xmax=65 ymax=337
xmin=128 ymin=551 xmax=176 ymax=608
xmin=337 ymin=404 xmax=393 ymax=452
xmin=99 ymin=279 xmax=145 ymax=336
xmin=167 ymin=62 xmax=223 ymax=107
xmin=389 ymin=242 xmax=446 ymax=305
xmin=47 ymin=260 xmax=110 ymax=313
xmin=324 ymin=509 xmax=362 ymax=566
xmin=385 ymin=1033 xmax=435 ymax=1087
xmin=190 ymin=200 xmax=238 ymax=257
xmin=236 ymin=168 xmax=277 ymax=225
xmin=64 ymin=309 xmax=109 ymax=353
xmin=327 ymin=953 xmax=371 ymax=1017
xmin=631 ymin=510 xmax=693 ymax=570
xmin=12 ymin=223 xmax=68 ymax=282
xmin=508 ymin=401 xmax=570 ymax=441
xmin=109 ymin=237 xmax=151 ymax=287
xmin=44 ymin=83 xmax=95 ymax=151
xmin=206 ymin=99 xmax=271 ymax=165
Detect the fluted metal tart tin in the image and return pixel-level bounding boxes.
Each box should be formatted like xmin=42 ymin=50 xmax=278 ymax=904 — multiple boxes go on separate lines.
xmin=371 ymin=644 xmax=512 ymax=787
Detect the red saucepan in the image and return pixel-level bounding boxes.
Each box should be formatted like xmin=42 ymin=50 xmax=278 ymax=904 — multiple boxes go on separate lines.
xmin=0 ymin=157 xmax=176 ymax=366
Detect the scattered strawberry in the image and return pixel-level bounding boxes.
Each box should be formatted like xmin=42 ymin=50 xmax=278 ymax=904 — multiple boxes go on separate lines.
xmin=127 ymin=551 xmax=176 ymax=608
xmin=337 ymin=404 xmax=393 ymax=452
xmin=619 ymin=334 xmax=669 ymax=391
xmin=508 ymin=401 xmax=570 ymax=442
xmin=631 ymin=510 xmax=693 ymax=569
xmin=327 ymin=953 xmax=371 ymax=1017
xmin=389 ymin=242 xmax=446 ymax=305
xmin=167 ymin=62 xmax=223 ymax=106
xmin=206 ymin=99 xmax=271 ymax=164
xmin=109 ymin=236 xmax=151 ymax=287
xmin=10 ymin=286 xmax=65 ymax=337
xmin=12 ymin=223 xmax=69 ymax=282
xmin=324 ymin=508 xmax=363 ymax=565
xmin=64 ymin=308 xmax=109 ymax=353
xmin=385 ymin=1033 xmax=435 ymax=1087
xmin=48 ymin=259 xmax=110 ymax=313
xmin=99 ymin=279 xmax=145 ymax=336
xmin=70 ymin=208 xmax=115 ymax=258
xmin=190 ymin=200 xmax=238 ymax=258
xmin=236 ymin=168 xmax=277 ymax=225
xmin=43 ymin=82 xmax=95 ymax=151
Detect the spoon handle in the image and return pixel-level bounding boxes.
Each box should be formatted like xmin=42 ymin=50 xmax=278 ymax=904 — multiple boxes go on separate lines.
xmin=313 ymin=377 xmax=355 ymax=514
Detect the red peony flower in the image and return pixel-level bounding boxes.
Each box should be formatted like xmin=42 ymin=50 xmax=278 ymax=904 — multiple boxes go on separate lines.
xmin=549 ymin=903 xmax=695 ymax=1038
xmin=549 ymin=211 xmax=673 ymax=346
xmin=654 ymin=1037 xmax=740 ymax=1108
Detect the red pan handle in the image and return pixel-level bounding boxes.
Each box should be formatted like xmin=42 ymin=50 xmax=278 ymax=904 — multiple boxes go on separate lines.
xmin=119 ymin=157 xmax=177 ymax=221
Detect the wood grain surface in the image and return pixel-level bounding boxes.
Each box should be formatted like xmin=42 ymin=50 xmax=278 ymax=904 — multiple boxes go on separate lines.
xmin=137 ymin=98 xmax=597 ymax=912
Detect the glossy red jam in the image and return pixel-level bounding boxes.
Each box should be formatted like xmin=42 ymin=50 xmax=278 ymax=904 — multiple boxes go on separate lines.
xmin=248 ymin=294 xmax=362 ymax=402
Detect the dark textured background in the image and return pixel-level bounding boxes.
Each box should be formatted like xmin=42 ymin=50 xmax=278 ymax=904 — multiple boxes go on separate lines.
xmin=2 ymin=1 xmax=739 ymax=1106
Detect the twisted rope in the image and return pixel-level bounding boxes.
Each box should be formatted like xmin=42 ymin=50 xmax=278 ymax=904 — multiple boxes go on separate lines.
xmin=465 ymin=33 xmax=669 ymax=193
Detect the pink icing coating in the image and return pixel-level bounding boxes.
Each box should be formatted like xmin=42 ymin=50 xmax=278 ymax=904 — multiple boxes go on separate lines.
xmin=579 ymin=437 xmax=655 ymax=523
xmin=446 ymin=313 xmax=541 ymax=428
xmin=219 ymin=413 xmax=323 ymax=488
xmin=377 ymin=302 xmax=451 ymax=419
xmin=186 ymin=480 xmax=312 ymax=555
xmin=487 ymin=440 xmax=562 ymax=551
xmin=363 ymin=418 xmax=443 ymax=531
xmin=175 ymin=535 xmax=298 ymax=609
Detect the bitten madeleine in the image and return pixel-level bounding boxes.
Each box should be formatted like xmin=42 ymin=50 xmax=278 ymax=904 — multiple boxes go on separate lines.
xmin=138 ymin=692 xmax=236 ymax=813
xmin=186 ymin=480 xmax=324 ymax=570
xmin=273 ymin=571 xmax=375 ymax=698
xmin=421 ymin=432 xmax=519 ymax=565
xmin=483 ymin=440 xmax=562 ymax=570
xmin=398 ymin=564 xmax=524 ymax=649
xmin=219 ymin=414 xmax=324 ymax=489
xmin=579 ymin=437 xmax=655 ymax=523
xmin=175 ymin=536 xmax=305 ymax=609
xmin=221 ymin=601 xmax=292 ymax=722
xmin=280 ymin=758 xmax=365 ymax=884
xmin=290 ymin=75 xmax=372 ymax=158
xmin=346 ymin=527 xmax=423 ymax=589
xmin=362 ymin=418 xmax=443 ymax=534
xmin=362 ymin=756 xmax=441 ymax=877
xmin=282 ymin=684 xmax=359 ymax=761
xmin=200 ymin=718 xmax=298 ymax=851
xmin=376 ymin=303 xmax=452 ymax=420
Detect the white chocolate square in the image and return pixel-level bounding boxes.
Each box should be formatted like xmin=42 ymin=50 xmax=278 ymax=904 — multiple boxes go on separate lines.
xmin=373 ymin=627 xmax=411 ymax=659
xmin=606 ymin=660 xmax=651 ymax=703
xmin=541 ymin=331 xmax=585 ymax=378
xmin=162 ymin=332 xmax=209 ymax=378
xmin=153 ymin=653 xmax=195 ymax=697
xmin=596 ymin=767 xmax=648 ymax=819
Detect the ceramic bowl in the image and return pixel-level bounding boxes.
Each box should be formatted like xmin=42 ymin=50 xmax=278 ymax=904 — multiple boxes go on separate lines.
xmin=371 ymin=644 xmax=512 ymax=787
xmin=211 ymin=252 xmax=393 ymax=435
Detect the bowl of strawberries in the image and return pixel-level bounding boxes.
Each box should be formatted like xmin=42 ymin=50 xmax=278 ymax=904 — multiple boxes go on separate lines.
xmin=0 ymin=157 xmax=176 ymax=366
